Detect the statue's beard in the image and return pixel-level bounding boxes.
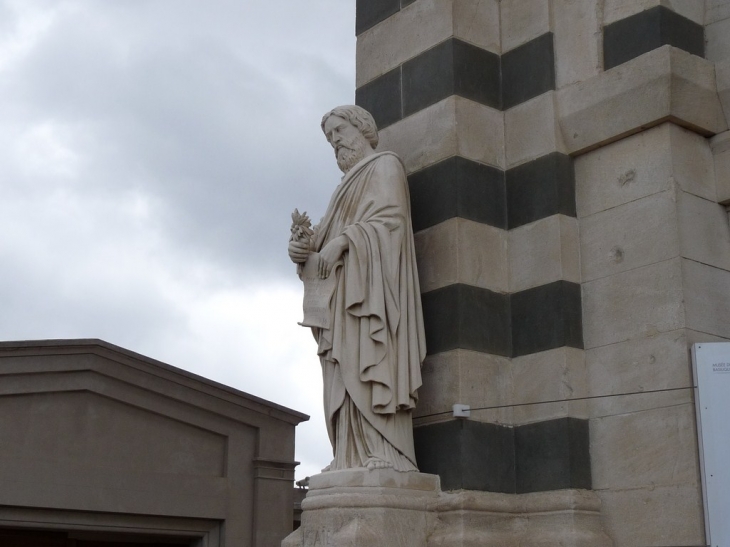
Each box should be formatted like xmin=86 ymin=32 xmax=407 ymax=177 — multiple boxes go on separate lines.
xmin=336 ymin=139 xmax=369 ymax=173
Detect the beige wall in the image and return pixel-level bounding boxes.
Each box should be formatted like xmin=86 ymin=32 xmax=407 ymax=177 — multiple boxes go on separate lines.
xmin=0 ymin=339 xmax=307 ymax=547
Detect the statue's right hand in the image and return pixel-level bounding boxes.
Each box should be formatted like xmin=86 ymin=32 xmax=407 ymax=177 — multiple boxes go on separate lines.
xmin=288 ymin=238 xmax=310 ymax=264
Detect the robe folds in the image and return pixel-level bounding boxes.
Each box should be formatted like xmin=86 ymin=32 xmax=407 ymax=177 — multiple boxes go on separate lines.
xmin=313 ymin=151 xmax=426 ymax=469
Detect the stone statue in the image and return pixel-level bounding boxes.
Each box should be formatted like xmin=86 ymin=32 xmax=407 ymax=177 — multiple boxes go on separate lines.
xmin=288 ymin=105 xmax=426 ymax=472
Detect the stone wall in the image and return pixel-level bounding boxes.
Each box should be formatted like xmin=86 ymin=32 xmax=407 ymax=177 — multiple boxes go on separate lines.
xmin=354 ymin=0 xmax=730 ymax=545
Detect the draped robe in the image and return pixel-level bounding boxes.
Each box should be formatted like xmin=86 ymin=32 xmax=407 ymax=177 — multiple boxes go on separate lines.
xmin=312 ymin=151 xmax=426 ymax=470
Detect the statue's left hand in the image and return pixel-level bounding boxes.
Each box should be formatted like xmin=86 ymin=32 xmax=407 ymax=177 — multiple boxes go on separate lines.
xmin=318 ymin=235 xmax=348 ymax=279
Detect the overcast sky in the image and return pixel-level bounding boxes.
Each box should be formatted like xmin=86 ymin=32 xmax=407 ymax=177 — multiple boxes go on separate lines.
xmin=0 ymin=0 xmax=357 ymax=479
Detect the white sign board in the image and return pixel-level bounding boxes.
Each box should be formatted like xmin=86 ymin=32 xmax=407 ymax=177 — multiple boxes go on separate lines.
xmin=692 ymin=342 xmax=730 ymax=547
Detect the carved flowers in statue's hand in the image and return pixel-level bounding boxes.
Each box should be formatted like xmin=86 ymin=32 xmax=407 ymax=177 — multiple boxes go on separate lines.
xmin=289 ymin=209 xmax=313 ymax=264
xmin=318 ymin=235 xmax=348 ymax=279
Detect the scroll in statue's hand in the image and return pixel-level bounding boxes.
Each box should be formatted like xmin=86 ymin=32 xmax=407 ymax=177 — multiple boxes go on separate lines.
xmin=288 ymin=239 xmax=310 ymax=264
xmin=318 ymin=235 xmax=348 ymax=279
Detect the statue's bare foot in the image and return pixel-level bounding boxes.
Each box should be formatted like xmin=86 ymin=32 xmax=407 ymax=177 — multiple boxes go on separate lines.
xmin=321 ymin=461 xmax=334 ymax=473
xmin=365 ymin=457 xmax=393 ymax=470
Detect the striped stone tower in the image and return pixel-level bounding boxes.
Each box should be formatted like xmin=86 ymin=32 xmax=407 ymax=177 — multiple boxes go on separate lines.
xmin=354 ymin=1 xmax=730 ymax=545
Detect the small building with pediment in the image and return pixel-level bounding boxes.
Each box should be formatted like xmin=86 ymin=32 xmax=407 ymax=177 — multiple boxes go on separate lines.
xmin=0 ymin=339 xmax=307 ymax=547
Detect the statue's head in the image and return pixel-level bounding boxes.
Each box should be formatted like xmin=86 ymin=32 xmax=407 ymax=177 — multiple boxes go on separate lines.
xmin=321 ymin=105 xmax=379 ymax=173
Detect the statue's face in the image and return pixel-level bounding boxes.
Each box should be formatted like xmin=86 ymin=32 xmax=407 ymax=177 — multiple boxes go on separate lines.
xmin=323 ymin=115 xmax=370 ymax=173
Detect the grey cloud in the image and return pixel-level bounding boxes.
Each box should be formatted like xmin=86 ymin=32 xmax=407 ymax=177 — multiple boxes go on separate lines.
xmin=1 ymin=0 xmax=355 ymax=282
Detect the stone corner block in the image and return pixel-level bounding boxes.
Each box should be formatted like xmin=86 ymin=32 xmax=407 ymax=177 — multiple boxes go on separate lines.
xmin=415 ymin=219 xmax=509 ymax=294
xmin=500 ymin=0 xmax=550 ymax=54
xmin=505 ymin=91 xmax=567 ymax=169
xmin=712 ymin=130 xmax=730 ymax=204
xmin=508 ymin=215 xmax=580 ymax=293
xmin=416 ymin=348 xmax=512 ymax=423
xmin=582 ymin=258 xmax=685 ymax=349
xmin=514 ymin=417 xmax=591 ymax=493
xmin=558 ymin=46 xmax=728 ymax=156
xmin=356 ymin=0 xmax=501 ymax=88
xmin=414 ymin=419 xmax=517 ymax=493
xmin=377 ymin=97 xmax=504 ymax=173
xmin=717 ymin=59 xmax=730 ymax=128
xmin=510 ymin=346 xmax=588 ymax=425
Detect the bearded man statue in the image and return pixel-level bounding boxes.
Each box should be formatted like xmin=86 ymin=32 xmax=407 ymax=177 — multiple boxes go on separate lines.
xmin=288 ymin=105 xmax=426 ymax=472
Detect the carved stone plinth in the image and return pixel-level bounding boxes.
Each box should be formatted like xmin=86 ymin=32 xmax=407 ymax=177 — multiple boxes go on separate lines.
xmin=282 ymin=469 xmax=440 ymax=547
xmin=430 ymin=489 xmax=614 ymax=547
xmin=283 ymin=469 xmax=614 ymax=547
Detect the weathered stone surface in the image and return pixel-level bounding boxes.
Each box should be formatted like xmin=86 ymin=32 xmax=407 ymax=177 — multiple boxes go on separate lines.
xmin=575 ymin=126 xmax=671 ymax=216
xmin=677 ymin=190 xmax=730 ymax=270
xmin=284 ymin=469 xmax=440 ymax=547
xmin=308 ymin=468 xmax=440 ymax=491
xmin=421 ymin=284 xmax=511 ymax=357
xmin=603 ymin=0 xmax=705 ymax=25
xmin=603 ymin=6 xmax=705 ymax=70
xmin=590 ymin=403 xmax=700 ymax=490
xmin=717 ymin=59 xmax=730 ymax=127
xmin=706 ymin=0 xmax=730 ymax=23
xmin=585 ymin=329 xmax=693 ymax=398
xmin=596 ymin=484 xmax=705 ymax=547
xmin=499 ymin=0 xmax=550 ymax=53
xmin=685 ymin=328 xmax=730 ymax=345
xmin=430 ymin=489 xmax=613 ymax=547
xmin=420 ymin=347 xmax=590 ymax=427
xmin=558 ymin=46 xmax=728 ymax=155
xmin=508 ymin=215 xmax=579 ymax=292
xmin=505 ymin=92 xmax=566 ymax=168
xmin=713 ymin=130 xmax=730 ymax=203
xmin=454 ymin=97 xmax=505 ymax=168
xmin=582 ymin=258 xmax=685 ymax=349
xmin=511 ymin=347 xmax=588 ymax=425
xmin=453 ymin=0 xmax=501 ymax=54
xmin=575 ymin=123 xmax=715 ymax=218
xmin=579 ymin=174 xmax=730 ymax=279
xmin=670 ymin=122 xmax=717 ymax=201
xmin=378 ymin=97 xmax=504 ymax=173
xmin=356 ymin=0 xmax=500 ymax=87
xmin=580 ymin=189 xmax=679 ymax=282
xmin=288 ymin=472 xmax=614 ymax=546
xmin=415 ymin=218 xmax=508 ymax=293
xmin=416 ymin=349 xmax=512 ymax=425
xmin=501 ymin=33 xmax=556 ymax=110
xmin=510 ymin=280 xmax=583 ymax=358
xmin=408 ymin=156 xmax=507 ymax=231
xmin=356 ymin=0 xmax=452 ymax=87
xmin=706 ymin=16 xmax=730 ymax=62
xmin=552 ymin=0 xmax=602 ymax=88
xmin=506 ymin=152 xmax=576 ymax=229
xmin=588 ymin=383 xmax=694 ymax=419
xmin=414 ymin=419 xmax=517 ymax=493
xmin=682 ymin=257 xmax=730 ymax=339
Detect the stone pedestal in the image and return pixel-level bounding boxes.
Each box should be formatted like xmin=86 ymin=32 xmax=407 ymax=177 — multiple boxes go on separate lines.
xmin=283 ymin=469 xmax=613 ymax=547
xmin=282 ymin=469 xmax=440 ymax=547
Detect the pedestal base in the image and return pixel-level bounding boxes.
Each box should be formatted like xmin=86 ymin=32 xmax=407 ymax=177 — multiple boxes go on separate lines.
xmin=283 ymin=469 xmax=613 ymax=547
xmin=283 ymin=469 xmax=440 ymax=547
xmin=431 ymin=489 xmax=614 ymax=547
